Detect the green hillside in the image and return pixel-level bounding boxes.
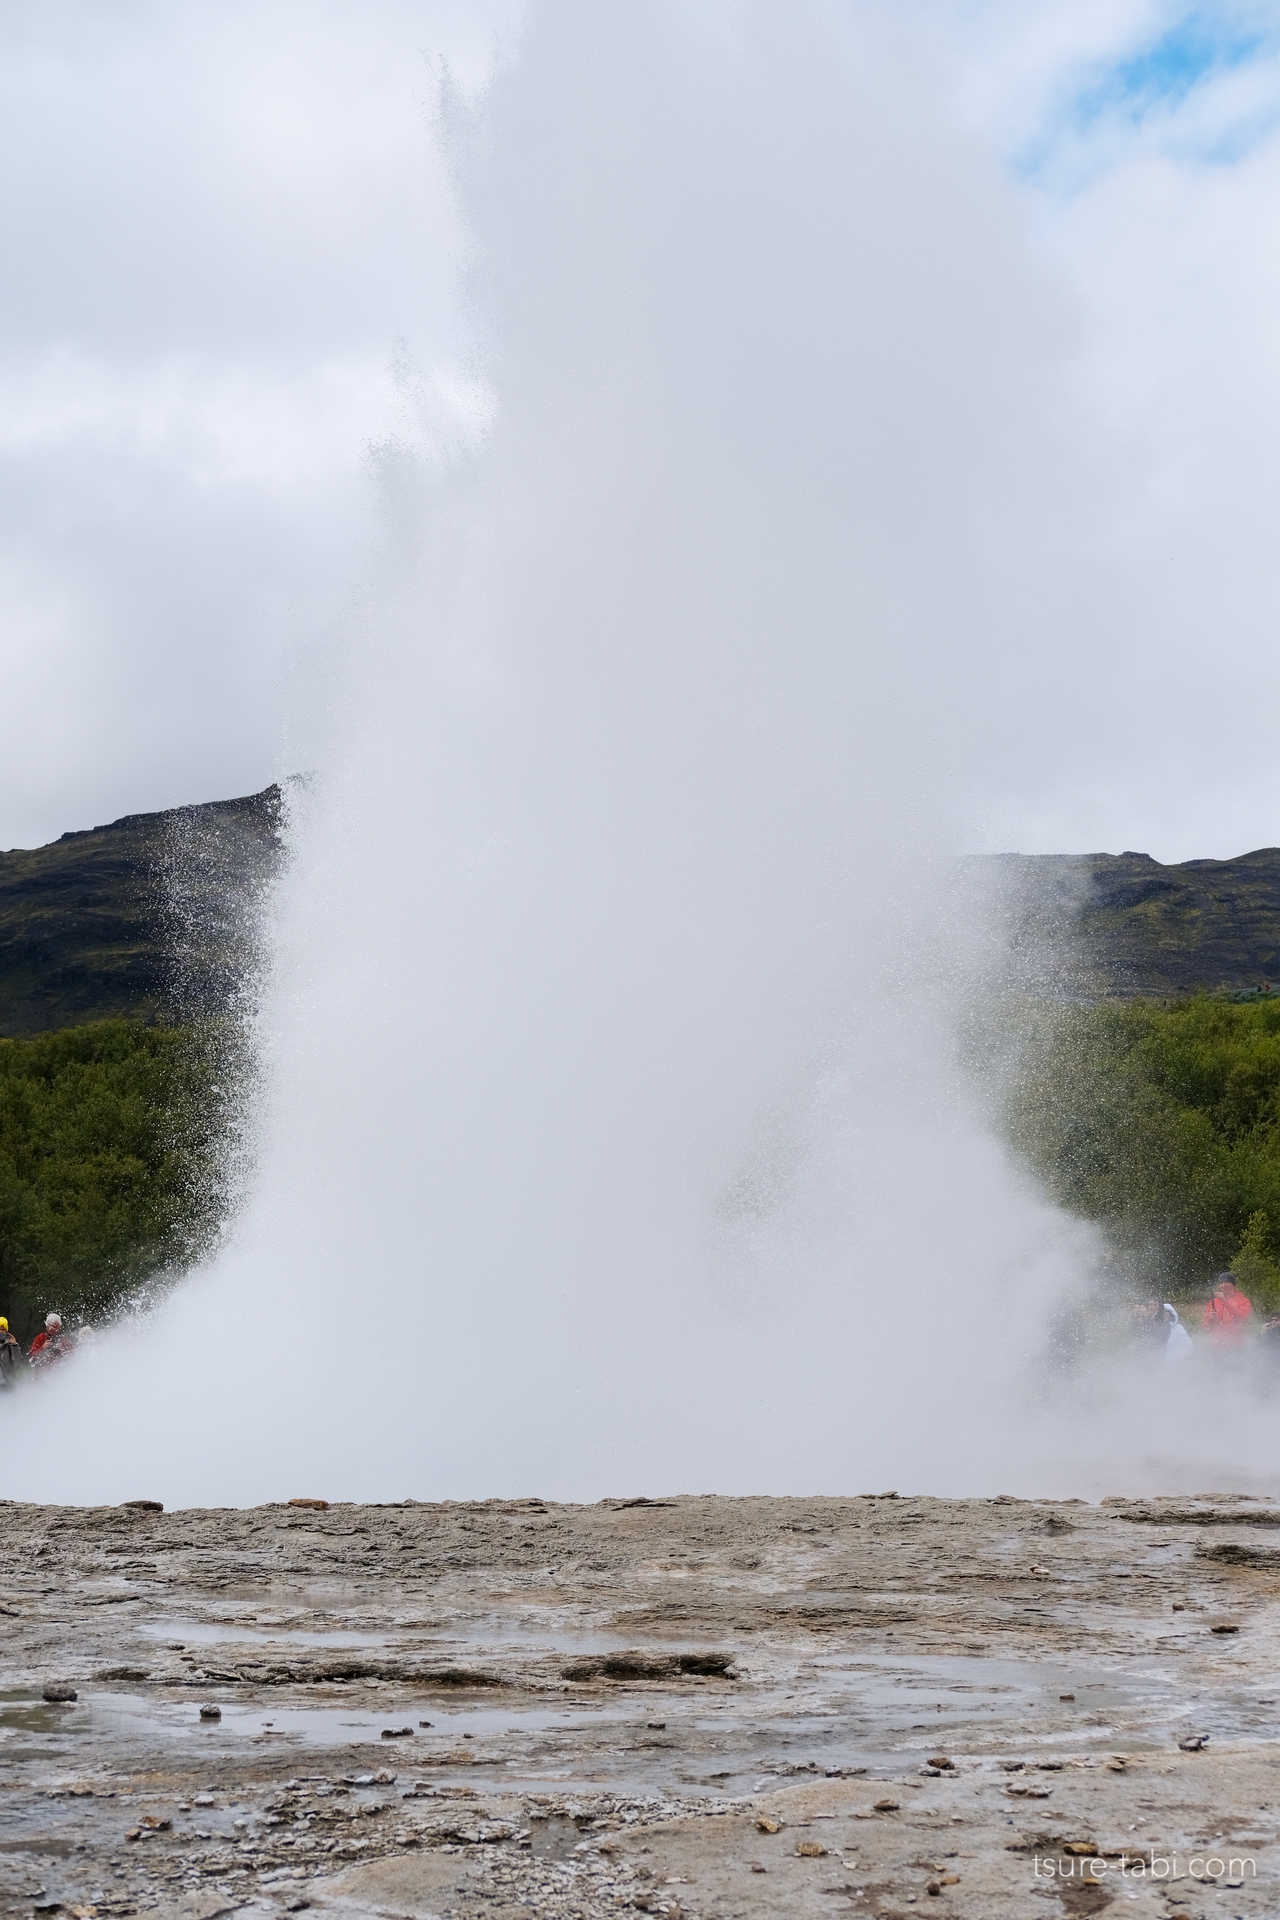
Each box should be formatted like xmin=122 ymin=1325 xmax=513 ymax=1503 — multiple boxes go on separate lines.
xmin=0 ymin=789 xmax=276 ymax=1342
xmin=1002 ymin=994 xmax=1280 ymax=1298
xmin=3 ymin=786 xmax=1280 ymax=1341
xmin=0 ymin=1019 xmax=236 ymax=1342
xmin=986 ymin=845 xmax=1280 ymax=1000
xmin=0 ymin=785 xmax=282 ymax=1036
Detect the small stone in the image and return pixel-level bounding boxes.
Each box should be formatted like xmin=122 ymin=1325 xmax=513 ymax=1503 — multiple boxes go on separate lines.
xmin=1178 ymin=1734 xmax=1209 ymax=1751
xmin=796 ymin=1840 xmax=827 ymax=1857
xmin=873 ymin=1799 xmax=900 ymax=1812
xmin=926 ymin=1883 xmax=942 ymax=1897
xmin=124 ymin=1828 xmax=142 ymax=1842
xmin=755 ymin=1816 xmax=782 ymax=1833
xmin=42 ymin=1682 xmax=78 ymax=1702
xmin=1210 ymin=1622 xmax=1239 ymax=1635
xmin=749 ymin=1863 xmax=766 ymax=1873
xmin=199 ymin=1705 xmax=221 ymax=1720
xmin=193 ymin=1793 xmax=216 ymax=1806
xmin=1059 ymin=1693 xmax=1075 ymax=1702
xmin=926 ymin=1756 xmax=954 ymax=1770
xmin=373 ymin=1770 xmax=396 ymax=1785
xmin=1105 ymin=1758 xmax=1127 ymax=1773
xmin=1061 ymin=1842 xmax=1098 ymax=1856
xmin=139 ymin=1816 xmax=171 ymax=1831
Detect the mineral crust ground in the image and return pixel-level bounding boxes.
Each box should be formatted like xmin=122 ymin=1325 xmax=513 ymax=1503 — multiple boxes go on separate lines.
xmin=2 ymin=1492 xmax=1279 ymax=1917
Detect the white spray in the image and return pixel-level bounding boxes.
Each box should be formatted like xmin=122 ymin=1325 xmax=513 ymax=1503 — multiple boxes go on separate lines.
xmin=5 ymin=1 xmax=1276 ymax=1505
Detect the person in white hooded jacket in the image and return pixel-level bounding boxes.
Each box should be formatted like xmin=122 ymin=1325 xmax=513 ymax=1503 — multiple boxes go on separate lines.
xmin=1163 ymin=1303 xmax=1193 ymax=1361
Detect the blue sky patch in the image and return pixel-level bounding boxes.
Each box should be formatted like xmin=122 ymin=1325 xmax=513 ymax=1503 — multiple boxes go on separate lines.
xmin=1013 ymin=6 xmax=1280 ymax=183
xmin=1096 ymin=10 xmax=1265 ymax=119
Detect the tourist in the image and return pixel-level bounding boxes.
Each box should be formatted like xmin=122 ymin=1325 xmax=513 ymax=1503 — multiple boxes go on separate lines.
xmin=1129 ymin=1297 xmax=1167 ymax=1348
xmin=1201 ymin=1274 xmax=1252 ymax=1347
xmin=27 ymin=1312 xmax=76 ymax=1372
xmin=1256 ymin=1312 xmax=1280 ymax=1357
xmin=0 ymin=1317 xmax=22 ymax=1386
xmin=1162 ymin=1303 xmax=1193 ymax=1362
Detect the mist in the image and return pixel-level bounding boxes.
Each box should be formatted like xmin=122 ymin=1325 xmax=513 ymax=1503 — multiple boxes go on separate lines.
xmin=5 ymin=0 xmax=1279 ymax=1507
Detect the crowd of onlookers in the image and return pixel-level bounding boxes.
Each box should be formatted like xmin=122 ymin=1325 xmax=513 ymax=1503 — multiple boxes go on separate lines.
xmin=0 ymin=1311 xmax=77 ymax=1387
xmin=1130 ymin=1272 xmax=1280 ymax=1363
xmin=5 ymin=1272 xmax=1279 ymax=1390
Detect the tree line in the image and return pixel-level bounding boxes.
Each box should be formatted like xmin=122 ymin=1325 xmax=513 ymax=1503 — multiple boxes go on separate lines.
xmin=1003 ymin=994 xmax=1280 ymax=1304
xmin=6 ymin=994 xmax=1280 ymax=1341
xmin=0 ymin=1020 xmax=240 ymax=1342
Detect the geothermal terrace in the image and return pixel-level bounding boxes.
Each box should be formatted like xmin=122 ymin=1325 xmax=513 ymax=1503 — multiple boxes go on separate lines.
xmin=2 ymin=1492 xmax=1278 ymax=1916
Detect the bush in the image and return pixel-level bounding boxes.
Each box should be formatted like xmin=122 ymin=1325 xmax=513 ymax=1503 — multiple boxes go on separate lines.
xmin=1004 ymin=995 xmax=1280 ymax=1293
xmin=0 ymin=1020 xmax=234 ymax=1343
xmin=1228 ymin=1211 xmax=1280 ymax=1313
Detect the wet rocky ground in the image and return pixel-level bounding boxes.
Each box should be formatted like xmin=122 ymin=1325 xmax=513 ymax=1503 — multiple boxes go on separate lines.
xmin=3 ymin=1491 xmax=1280 ymax=1917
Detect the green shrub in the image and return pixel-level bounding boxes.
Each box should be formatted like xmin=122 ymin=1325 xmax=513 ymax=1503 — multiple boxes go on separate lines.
xmin=1229 ymin=1211 xmax=1280 ymax=1313
xmin=0 ymin=1020 xmax=234 ymax=1342
xmin=1004 ymin=996 xmax=1280 ymax=1293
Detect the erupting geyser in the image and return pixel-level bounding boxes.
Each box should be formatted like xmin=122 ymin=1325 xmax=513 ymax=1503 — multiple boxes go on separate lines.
xmin=8 ymin=1 xmax=1276 ymax=1505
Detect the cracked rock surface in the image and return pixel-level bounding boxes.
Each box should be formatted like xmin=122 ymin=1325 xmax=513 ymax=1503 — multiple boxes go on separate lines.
xmin=2 ymin=1491 xmax=1280 ymax=1915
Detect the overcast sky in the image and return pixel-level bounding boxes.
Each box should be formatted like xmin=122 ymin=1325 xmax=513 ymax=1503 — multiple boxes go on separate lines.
xmin=2 ymin=0 xmax=1279 ymax=860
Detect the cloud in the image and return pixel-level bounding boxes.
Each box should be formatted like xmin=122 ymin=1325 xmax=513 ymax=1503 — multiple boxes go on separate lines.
xmin=902 ymin=3 xmax=1280 ymax=176
xmin=0 ymin=0 xmax=515 ymax=848
xmin=878 ymin=1 xmax=1280 ymax=859
xmin=3 ymin=0 xmax=1280 ymax=868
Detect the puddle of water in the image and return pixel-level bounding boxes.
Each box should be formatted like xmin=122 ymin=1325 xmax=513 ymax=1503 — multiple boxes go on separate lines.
xmin=1 ymin=1691 xmax=75 ymax=1735
xmin=8 ymin=1643 xmax=1275 ymax=1806
xmin=135 ymin=1616 xmax=737 ymax=1659
xmin=784 ymin=1651 xmax=1280 ymax=1754
xmin=136 ymin=1621 xmax=390 ymax=1648
xmin=0 ymin=1690 xmax=87 ymax=1760
xmin=66 ymin=1692 xmax=629 ymax=1751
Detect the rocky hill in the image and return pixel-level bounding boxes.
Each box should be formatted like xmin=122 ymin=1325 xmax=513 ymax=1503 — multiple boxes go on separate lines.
xmin=3 ymin=786 xmax=1279 ymax=1034
xmin=984 ymin=845 xmax=1280 ymax=1000
xmin=0 ymin=786 xmax=282 ymax=1035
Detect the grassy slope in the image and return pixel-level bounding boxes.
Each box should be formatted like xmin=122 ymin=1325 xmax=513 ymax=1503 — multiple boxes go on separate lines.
xmin=5 ymin=787 xmax=1280 ymax=1333
xmin=0 ymin=786 xmax=281 ymax=1036
xmin=1004 ymin=995 xmax=1280 ymax=1300
xmin=986 ymin=845 xmax=1280 ymax=998
xmin=0 ymin=1020 xmax=235 ymax=1343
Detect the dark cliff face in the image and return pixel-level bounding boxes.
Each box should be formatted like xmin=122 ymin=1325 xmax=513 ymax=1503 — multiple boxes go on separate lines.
xmin=0 ymin=786 xmax=283 ymax=1035
xmin=4 ymin=783 xmax=1279 ymax=1032
xmin=983 ymin=846 xmax=1280 ymax=998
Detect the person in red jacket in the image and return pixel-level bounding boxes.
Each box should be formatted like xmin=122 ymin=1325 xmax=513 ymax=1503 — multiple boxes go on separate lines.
xmin=1202 ymin=1274 xmax=1252 ymax=1347
xmin=28 ymin=1312 xmax=76 ymax=1372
